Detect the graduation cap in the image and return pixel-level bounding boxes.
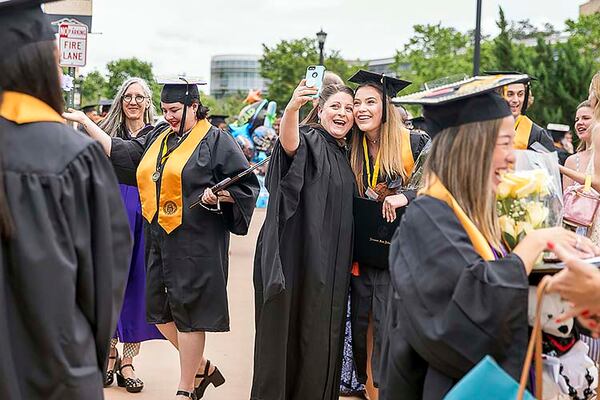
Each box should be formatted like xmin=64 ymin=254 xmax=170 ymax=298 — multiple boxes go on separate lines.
xmin=394 ymin=74 xmax=529 ymax=137
xmin=484 ymin=70 xmax=535 ymax=114
xmin=80 ymin=104 xmax=98 ymax=114
xmin=407 ymin=116 xmax=428 ymax=133
xmin=349 ymin=69 xmax=411 ymax=124
xmin=547 ymin=123 xmax=570 ymax=141
xmin=99 ymin=99 xmax=113 ymax=113
xmin=0 ymin=0 xmax=59 ymax=56
xmin=156 ymin=76 xmax=207 ymax=136
xmin=208 ymin=114 xmax=228 ymax=127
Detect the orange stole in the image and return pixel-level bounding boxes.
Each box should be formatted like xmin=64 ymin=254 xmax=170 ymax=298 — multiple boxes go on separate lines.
xmin=0 ymin=91 xmax=64 ymax=124
xmin=514 ymin=115 xmax=533 ymax=150
xmin=401 ymin=127 xmax=415 ymax=177
xmin=420 ymin=176 xmax=495 ymax=261
xmin=136 ymin=119 xmax=211 ymax=233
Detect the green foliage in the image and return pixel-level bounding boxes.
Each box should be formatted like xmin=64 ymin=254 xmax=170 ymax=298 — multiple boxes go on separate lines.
xmin=259 ymin=38 xmax=360 ymax=109
xmin=78 ymin=70 xmax=107 ymax=106
xmin=493 ymin=7 xmax=514 ymax=70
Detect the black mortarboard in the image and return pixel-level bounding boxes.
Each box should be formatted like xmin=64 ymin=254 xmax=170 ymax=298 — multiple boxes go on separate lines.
xmin=0 ymin=1 xmax=59 ymax=56
xmin=547 ymin=123 xmax=569 ymax=141
xmin=80 ymin=104 xmax=98 ymax=114
xmin=208 ymin=114 xmax=228 ymax=127
xmin=157 ymin=77 xmax=207 ymax=136
xmin=394 ymin=75 xmax=528 ymax=137
xmin=349 ymin=69 xmax=411 ymax=124
xmin=484 ymin=70 xmax=535 ymax=114
xmin=157 ymin=77 xmax=206 ymax=105
xmin=407 ymin=116 xmax=428 ymax=133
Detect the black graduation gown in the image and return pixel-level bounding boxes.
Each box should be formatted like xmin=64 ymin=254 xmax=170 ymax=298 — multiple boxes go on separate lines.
xmin=350 ymin=130 xmax=430 ymax=386
xmin=527 ymin=121 xmax=555 ymax=152
xmin=0 ymin=119 xmax=131 ymax=399
xmin=379 ymin=196 xmax=530 ymax=400
xmin=252 ymin=125 xmax=355 ymax=400
xmin=110 ymin=121 xmax=259 ymax=332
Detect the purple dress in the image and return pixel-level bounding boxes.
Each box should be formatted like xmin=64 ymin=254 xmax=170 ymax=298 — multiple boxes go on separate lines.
xmin=114 ymin=125 xmax=164 ymax=343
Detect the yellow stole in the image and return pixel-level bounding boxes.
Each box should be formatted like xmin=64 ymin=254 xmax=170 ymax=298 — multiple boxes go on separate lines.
xmin=400 ymin=127 xmax=415 ymax=178
xmin=420 ymin=176 xmax=495 ymax=261
xmin=362 ymin=128 xmax=415 ymax=187
xmin=0 ymin=91 xmax=64 ymax=124
xmin=514 ymin=115 xmax=533 ymax=150
xmin=137 ymin=119 xmax=211 ymax=234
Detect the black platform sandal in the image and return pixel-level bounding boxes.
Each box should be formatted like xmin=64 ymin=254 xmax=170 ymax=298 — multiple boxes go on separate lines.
xmin=194 ymin=360 xmax=226 ymax=399
xmin=116 ymin=363 xmax=144 ymax=393
xmin=176 ymin=389 xmax=197 ymax=399
xmin=104 ymin=348 xmax=119 ymax=387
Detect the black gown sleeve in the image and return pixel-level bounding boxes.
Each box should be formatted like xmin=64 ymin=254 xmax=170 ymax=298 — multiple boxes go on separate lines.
xmin=109 ymin=123 xmax=164 ymax=185
xmin=210 ymin=128 xmax=260 ymax=235
xmin=384 ymin=196 xmax=529 ymax=393
xmin=400 ymin=132 xmax=431 ymax=203
xmin=258 ymin=126 xmax=326 ymax=301
xmin=62 ymin=142 xmax=132 ymax=371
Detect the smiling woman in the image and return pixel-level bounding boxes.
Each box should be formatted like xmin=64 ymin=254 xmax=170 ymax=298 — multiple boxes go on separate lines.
xmin=252 ymin=80 xmax=357 ymax=400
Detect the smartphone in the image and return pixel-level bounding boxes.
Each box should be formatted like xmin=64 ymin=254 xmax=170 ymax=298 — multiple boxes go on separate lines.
xmin=305 ymin=65 xmax=326 ymax=98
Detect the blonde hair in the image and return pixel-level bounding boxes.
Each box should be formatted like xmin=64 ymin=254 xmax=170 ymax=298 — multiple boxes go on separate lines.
xmin=591 ymin=72 xmax=600 ymax=122
xmin=350 ymin=84 xmax=409 ymax=196
xmin=423 ymin=118 xmax=504 ymax=250
xmin=99 ymin=77 xmax=156 ymax=137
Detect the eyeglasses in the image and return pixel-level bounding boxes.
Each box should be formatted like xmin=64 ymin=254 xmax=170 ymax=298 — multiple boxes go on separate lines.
xmin=122 ymin=94 xmax=147 ymax=104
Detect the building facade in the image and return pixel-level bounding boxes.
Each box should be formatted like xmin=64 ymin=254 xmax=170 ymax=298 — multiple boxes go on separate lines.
xmin=580 ymin=0 xmax=600 ymax=15
xmin=210 ymin=55 xmax=268 ymax=99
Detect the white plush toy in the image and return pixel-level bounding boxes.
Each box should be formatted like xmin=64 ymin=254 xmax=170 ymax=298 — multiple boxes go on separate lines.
xmin=528 ymin=286 xmax=598 ymax=400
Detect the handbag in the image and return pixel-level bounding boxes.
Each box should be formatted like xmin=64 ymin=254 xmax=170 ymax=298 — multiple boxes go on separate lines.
xmin=563 ymin=175 xmax=600 ymax=228
xmin=444 ymin=277 xmax=551 ymax=400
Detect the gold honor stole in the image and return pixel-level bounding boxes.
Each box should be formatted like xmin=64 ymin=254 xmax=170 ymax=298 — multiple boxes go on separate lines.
xmin=514 ymin=115 xmax=533 ymax=150
xmin=420 ymin=176 xmax=495 ymax=261
xmin=362 ymin=127 xmax=415 ymax=188
xmin=137 ymin=119 xmax=211 ymax=233
xmin=0 ymin=91 xmax=65 ymax=124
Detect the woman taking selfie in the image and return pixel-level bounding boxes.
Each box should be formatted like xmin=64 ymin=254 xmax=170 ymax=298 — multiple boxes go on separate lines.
xmin=252 ymin=80 xmax=356 ymax=400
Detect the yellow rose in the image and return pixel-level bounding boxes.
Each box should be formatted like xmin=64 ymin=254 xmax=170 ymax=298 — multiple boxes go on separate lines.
xmin=531 ymin=169 xmax=550 ymax=196
xmin=513 ymin=179 xmax=538 ymax=198
xmin=497 ymin=181 xmax=513 ymax=199
xmin=499 ymin=215 xmax=517 ymax=238
xmin=525 ymin=201 xmax=549 ymax=228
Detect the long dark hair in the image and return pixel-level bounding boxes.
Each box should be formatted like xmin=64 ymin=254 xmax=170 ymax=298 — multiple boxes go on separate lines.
xmin=0 ymin=40 xmax=63 ymax=237
xmin=0 ymin=40 xmax=64 ymax=114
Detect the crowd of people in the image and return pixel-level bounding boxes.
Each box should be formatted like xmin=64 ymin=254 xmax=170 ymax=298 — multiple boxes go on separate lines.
xmin=3 ymin=1 xmax=600 ymax=400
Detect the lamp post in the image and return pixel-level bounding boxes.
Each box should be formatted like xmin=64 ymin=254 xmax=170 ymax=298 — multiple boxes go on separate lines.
xmin=473 ymin=0 xmax=483 ymax=76
xmin=316 ymin=28 xmax=327 ymax=66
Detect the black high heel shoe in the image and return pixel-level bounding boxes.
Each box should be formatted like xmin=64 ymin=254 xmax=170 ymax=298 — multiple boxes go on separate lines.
xmin=176 ymin=389 xmax=197 ymax=399
xmin=194 ymin=360 xmax=225 ymax=399
xmin=116 ymin=362 xmax=144 ymax=393
xmin=104 ymin=348 xmax=119 ymax=387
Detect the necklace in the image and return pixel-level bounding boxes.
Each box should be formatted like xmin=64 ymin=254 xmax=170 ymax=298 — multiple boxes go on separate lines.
xmin=366 ymin=135 xmax=380 ymax=144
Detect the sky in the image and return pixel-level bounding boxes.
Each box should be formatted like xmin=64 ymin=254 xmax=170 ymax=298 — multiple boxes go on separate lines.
xmin=80 ymin=0 xmax=582 ymax=90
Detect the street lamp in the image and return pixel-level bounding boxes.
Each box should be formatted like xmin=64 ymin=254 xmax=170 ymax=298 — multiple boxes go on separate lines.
xmin=316 ymin=28 xmax=327 ymax=66
xmin=473 ymin=0 xmax=483 ymax=76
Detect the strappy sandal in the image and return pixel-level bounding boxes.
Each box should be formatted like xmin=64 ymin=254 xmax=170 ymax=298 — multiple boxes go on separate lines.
xmin=104 ymin=348 xmax=119 ymax=387
xmin=194 ymin=359 xmax=226 ymax=399
xmin=116 ymin=363 xmax=144 ymax=393
xmin=176 ymin=389 xmax=197 ymax=399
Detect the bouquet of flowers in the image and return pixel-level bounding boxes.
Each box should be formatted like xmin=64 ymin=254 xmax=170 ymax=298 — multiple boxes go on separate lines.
xmin=497 ymin=169 xmax=552 ymax=250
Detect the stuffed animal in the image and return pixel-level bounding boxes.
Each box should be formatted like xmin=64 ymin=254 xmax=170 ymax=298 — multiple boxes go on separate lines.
xmin=528 ymin=286 xmax=598 ymax=400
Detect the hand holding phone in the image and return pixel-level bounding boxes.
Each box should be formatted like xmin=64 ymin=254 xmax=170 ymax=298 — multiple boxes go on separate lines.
xmin=305 ymin=65 xmax=326 ymax=99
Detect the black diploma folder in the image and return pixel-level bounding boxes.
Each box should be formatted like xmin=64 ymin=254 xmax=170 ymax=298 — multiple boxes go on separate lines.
xmin=353 ymin=197 xmax=404 ymax=269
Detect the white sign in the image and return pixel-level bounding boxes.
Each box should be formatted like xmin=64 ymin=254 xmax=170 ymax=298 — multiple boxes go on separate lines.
xmin=58 ymin=22 xmax=87 ymax=67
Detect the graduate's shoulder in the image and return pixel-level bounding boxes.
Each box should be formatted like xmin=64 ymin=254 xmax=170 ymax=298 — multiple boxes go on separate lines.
xmin=404 ymin=195 xmax=462 ymax=232
xmin=1 ymin=119 xmax=106 ymax=174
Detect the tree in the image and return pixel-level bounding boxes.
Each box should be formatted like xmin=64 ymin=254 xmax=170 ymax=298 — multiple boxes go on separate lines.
xmin=565 ymin=13 xmax=600 ymax=64
xmin=493 ymin=7 xmax=514 ymax=70
xmin=78 ymin=70 xmax=107 ymax=106
xmin=259 ymin=38 xmax=357 ymax=109
xmin=105 ymin=58 xmax=161 ymax=109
